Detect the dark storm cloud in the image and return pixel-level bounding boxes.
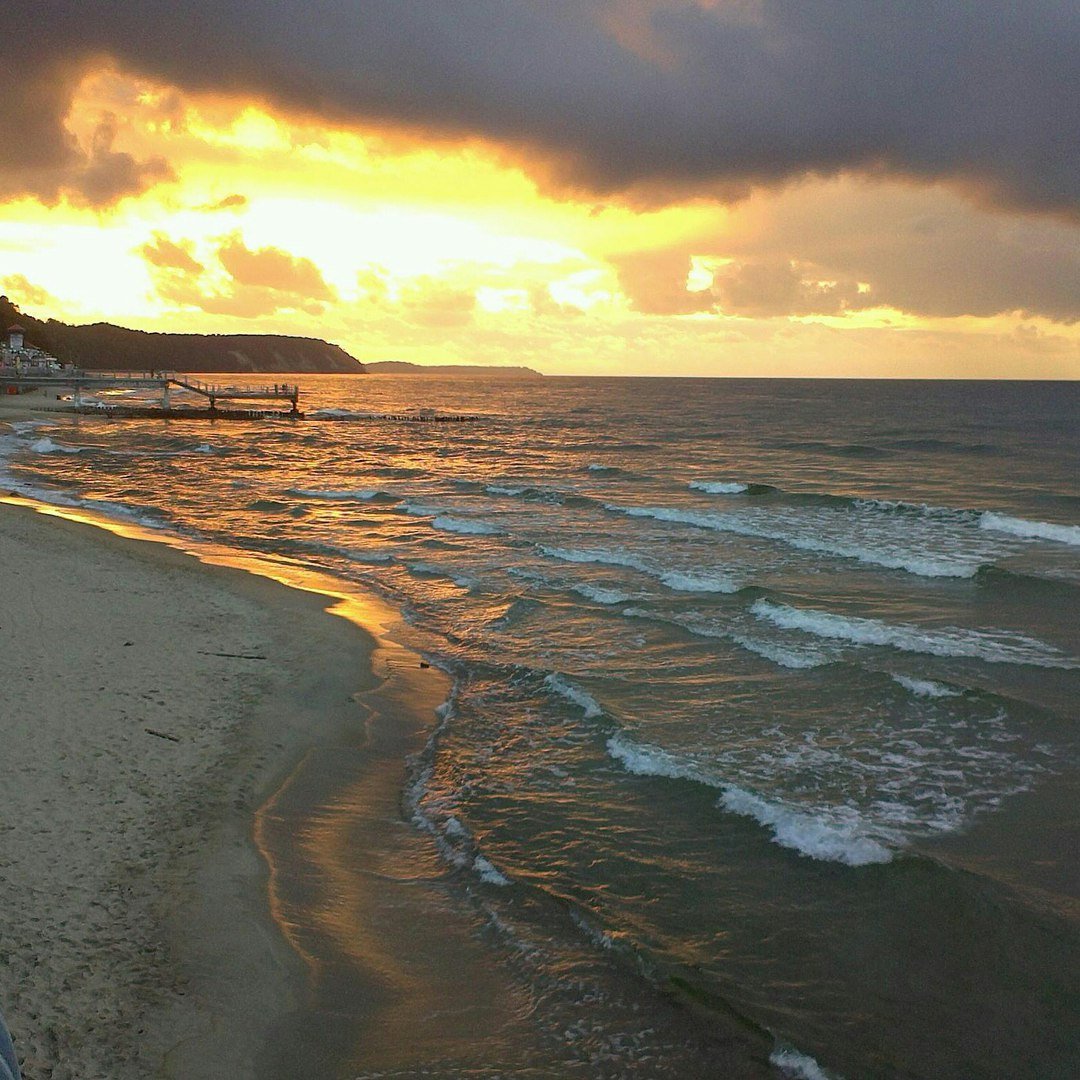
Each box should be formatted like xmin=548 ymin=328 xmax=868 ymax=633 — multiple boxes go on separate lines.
xmin=4 ymin=2 xmax=1079 ymax=215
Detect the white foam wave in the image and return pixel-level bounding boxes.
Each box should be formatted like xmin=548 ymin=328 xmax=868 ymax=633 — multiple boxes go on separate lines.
xmin=607 ymin=735 xmax=894 ymax=866
xmin=540 ymin=545 xmax=651 ymax=574
xmin=572 ymin=583 xmax=632 ymax=604
xmin=729 ymin=633 xmax=832 ymax=669
xmin=658 ymin=570 xmax=739 ymax=593
xmin=408 ymin=561 xmax=478 ymax=588
xmin=29 ymin=437 xmax=87 ymax=455
xmin=287 ymin=487 xmax=393 ymax=502
xmin=606 ymin=503 xmax=981 ymax=578
xmin=432 ymin=515 xmax=501 ymax=536
xmin=979 ymin=511 xmax=1080 ymax=547
xmin=544 ymin=673 xmax=603 ymax=718
xmin=891 ymin=675 xmax=963 ymax=698
xmin=852 ymin=497 xmax=968 ymax=521
xmin=689 ymin=480 xmax=748 ymax=494
xmin=587 ymin=463 xmax=619 ymax=473
xmin=473 ymin=855 xmax=512 ymax=886
xmin=309 ymin=407 xmax=377 ymax=419
xmin=8 ymin=419 xmax=56 ymax=432
xmin=308 ymin=541 xmax=395 ymax=564
xmin=770 ymin=1044 xmax=840 ymax=1080
xmin=7 ymin=483 xmax=167 ymax=531
xmin=719 ymin=786 xmax=894 ymax=866
xmin=486 ymin=483 xmax=526 ymax=496
xmin=752 ymin=600 xmax=1076 ymax=668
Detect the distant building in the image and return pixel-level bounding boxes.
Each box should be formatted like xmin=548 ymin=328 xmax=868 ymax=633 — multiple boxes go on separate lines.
xmin=1 ymin=323 xmax=62 ymax=372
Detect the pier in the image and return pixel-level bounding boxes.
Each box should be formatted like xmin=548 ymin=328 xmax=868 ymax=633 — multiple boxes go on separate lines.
xmin=0 ymin=368 xmax=487 ymax=423
xmin=0 ymin=369 xmax=302 ymax=418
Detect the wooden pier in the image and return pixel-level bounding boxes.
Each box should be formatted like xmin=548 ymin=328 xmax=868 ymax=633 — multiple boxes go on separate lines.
xmin=0 ymin=368 xmax=487 ymax=423
xmin=169 ymin=376 xmax=299 ymax=413
xmin=0 ymin=369 xmax=302 ymax=417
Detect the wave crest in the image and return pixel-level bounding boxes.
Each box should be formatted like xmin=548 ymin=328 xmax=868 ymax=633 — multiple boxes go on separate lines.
xmin=607 ymin=735 xmax=895 ymax=866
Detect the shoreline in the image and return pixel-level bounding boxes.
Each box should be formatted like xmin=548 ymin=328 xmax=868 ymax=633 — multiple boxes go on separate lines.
xmin=0 ymin=423 xmax=778 ymax=1078
xmin=0 ymin=492 xmax=456 ymax=1077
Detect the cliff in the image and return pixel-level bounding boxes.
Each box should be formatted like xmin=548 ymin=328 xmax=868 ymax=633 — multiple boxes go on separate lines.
xmin=0 ymin=296 xmax=364 ymax=374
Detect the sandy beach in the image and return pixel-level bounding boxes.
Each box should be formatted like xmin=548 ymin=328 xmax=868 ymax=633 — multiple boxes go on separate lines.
xmin=0 ymin=495 xmax=405 ymax=1079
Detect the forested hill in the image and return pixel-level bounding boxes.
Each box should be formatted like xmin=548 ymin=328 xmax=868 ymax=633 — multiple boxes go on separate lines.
xmin=0 ymin=296 xmax=364 ymax=374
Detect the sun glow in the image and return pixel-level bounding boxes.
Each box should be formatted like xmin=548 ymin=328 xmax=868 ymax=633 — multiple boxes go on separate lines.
xmin=0 ymin=64 xmax=1075 ymax=378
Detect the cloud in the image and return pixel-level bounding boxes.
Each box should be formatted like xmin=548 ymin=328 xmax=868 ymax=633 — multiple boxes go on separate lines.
xmin=217 ymin=236 xmax=335 ymax=300
xmin=0 ymin=274 xmax=56 ymax=311
xmin=711 ymin=259 xmax=866 ymax=318
xmin=198 ymin=193 xmax=248 ymax=212
xmin=616 ymin=177 xmax=1080 ymax=322
xmin=612 ymin=250 xmax=714 ymax=315
xmin=140 ymin=233 xmax=205 ymax=274
xmin=720 ymin=178 xmax=1080 ymax=322
xmin=396 ymin=277 xmax=477 ymax=328
xmin=0 ymin=49 xmax=173 ymax=207
xmin=3 ymin=2 xmax=1078 ymax=217
xmin=142 ymin=232 xmax=334 ymax=317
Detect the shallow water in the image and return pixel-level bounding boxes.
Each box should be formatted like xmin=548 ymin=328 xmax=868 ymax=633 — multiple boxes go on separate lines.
xmin=5 ymin=377 xmax=1079 ymax=1078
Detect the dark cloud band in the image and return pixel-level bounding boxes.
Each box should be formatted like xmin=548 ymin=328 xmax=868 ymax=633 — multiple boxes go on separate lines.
xmin=4 ymin=1 xmax=1078 ymax=215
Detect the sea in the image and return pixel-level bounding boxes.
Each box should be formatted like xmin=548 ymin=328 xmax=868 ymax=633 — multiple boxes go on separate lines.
xmin=2 ymin=376 xmax=1078 ymax=1079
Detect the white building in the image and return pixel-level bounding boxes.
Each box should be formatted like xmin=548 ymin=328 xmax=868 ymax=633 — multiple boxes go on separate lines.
xmin=1 ymin=324 xmax=62 ymax=372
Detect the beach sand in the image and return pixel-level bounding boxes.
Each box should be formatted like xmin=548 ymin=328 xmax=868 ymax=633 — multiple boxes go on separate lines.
xmin=0 ymin=496 xmax=416 ymax=1079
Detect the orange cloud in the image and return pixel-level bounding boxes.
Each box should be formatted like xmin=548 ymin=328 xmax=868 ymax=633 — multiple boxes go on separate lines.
xmin=0 ymin=274 xmax=56 ymax=310
xmin=198 ymin=193 xmax=248 ymax=212
xmin=140 ymin=233 xmax=204 ymax=274
xmin=217 ymin=235 xmax=334 ymax=301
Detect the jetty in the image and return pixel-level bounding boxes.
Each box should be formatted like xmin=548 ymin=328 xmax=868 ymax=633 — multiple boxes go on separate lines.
xmin=0 ymin=367 xmax=487 ymax=423
xmin=0 ymin=368 xmax=302 ymax=419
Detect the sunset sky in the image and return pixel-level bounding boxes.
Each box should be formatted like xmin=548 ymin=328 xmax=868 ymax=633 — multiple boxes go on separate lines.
xmin=2 ymin=2 xmax=1077 ymax=378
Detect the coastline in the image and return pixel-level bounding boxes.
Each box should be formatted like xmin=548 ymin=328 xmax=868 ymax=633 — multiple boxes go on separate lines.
xmin=0 ymin=493 xmax=456 ymax=1077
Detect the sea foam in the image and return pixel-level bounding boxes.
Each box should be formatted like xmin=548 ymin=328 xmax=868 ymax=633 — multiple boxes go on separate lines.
xmin=571 ymin=583 xmax=632 ymax=604
xmin=770 ymin=1044 xmax=840 ymax=1080
xmin=980 ymin=511 xmax=1080 ymax=547
xmin=544 ymin=673 xmax=603 ymax=718
xmin=891 ymin=675 xmax=963 ymax=698
xmin=29 ymin=437 xmax=87 ymax=455
xmin=540 ymin=545 xmax=651 ymax=574
xmin=657 ymin=570 xmax=739 ymax=593
xmin=689 ymin=480 xmax=749 ymax=494
xmin=751 ymin=600 xmax=1076 ymax=668
xmin=607 ymin=735 xmax=894 ymax=866
xmin=605 ymin=503 xmax=981 ymax=578
xmin=287 ymin=487 xmax=396 ymax=502
xmin=432 ymin=516 xmax=501 ymax=536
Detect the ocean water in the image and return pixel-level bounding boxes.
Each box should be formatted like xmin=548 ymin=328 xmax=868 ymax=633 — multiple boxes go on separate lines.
xmin=3 ymin=377 xmax=1078 ymax=1078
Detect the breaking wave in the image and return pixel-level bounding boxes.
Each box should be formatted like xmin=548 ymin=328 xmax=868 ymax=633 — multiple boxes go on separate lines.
xmin=431 ymin=515 xmax=501 ymax=536
xmin=29 ymin=437 xmax=88 ymax=455
xmin=752 ymin=600 xmax=1076 ymax=668
xmin=287 ymin=487 xmax=399 ymax=503
xmin=544 ymin=673 xmax=603 ymax=718
xmin=605 ymin=503 xmax=984 ymax=578
xmin=607 ymin=734 xmax=895 ymax=866
xmin=979 ymin=511 xmax=1080 ymax=546
xmin=689 ymin=480 xmax=749 ymax=494
xmin=657 ymin=570 xmax=740 ymax=593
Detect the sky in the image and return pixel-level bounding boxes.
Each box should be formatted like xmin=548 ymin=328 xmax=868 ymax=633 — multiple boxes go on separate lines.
xmin=1 ymin=1 xmax=1077 ymax=378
